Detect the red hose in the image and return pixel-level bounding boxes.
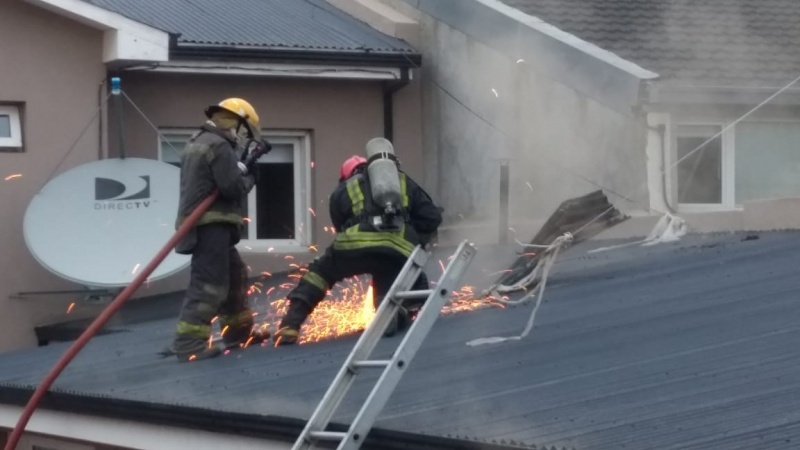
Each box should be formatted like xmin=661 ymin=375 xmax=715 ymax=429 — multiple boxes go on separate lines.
xmin=4 ymin=191 xmax=219 ymax=450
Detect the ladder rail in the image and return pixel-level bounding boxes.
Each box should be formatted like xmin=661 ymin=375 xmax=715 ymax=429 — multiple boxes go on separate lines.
xmin=293 ymin=246 xmax=430 ymax=450
xmin=341 ymin=241 xmax=477 ymax=449
xmin=292 ymin=241 xmax=477 ymax=450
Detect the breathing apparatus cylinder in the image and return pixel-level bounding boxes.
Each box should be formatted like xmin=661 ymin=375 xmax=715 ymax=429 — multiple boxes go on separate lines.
xmin=365 ymin=138 xmax=403 ymax=229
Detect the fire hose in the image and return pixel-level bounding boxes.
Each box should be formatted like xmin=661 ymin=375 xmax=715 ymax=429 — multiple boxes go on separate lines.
xmin=3 ymin=191 xmax=219 ymax=450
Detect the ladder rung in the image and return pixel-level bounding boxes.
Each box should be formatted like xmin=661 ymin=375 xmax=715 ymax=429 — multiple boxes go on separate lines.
xmin=309 ymin=431 xmax=346 ymax=441
xmin=394 ymin=289 xmax=433 ymax=300
xmin=351 ymin=360 xmax=391 ymax=369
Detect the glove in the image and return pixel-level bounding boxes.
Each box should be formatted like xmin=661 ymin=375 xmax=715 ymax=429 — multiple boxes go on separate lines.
xmin=241 ymin=139 xmax=272 ymax=174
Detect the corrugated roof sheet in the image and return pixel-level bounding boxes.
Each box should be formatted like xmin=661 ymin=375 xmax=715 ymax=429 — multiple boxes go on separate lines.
xmin=499 ymin=0 xmax=800 ymax=87
xmin=83 ymin=0 xmax=416 ymax=54
xmin=2 ymin=231 xmax=800 ymax=449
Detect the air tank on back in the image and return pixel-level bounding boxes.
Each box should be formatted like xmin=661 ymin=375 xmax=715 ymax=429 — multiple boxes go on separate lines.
xmin=365 ymin=138 xmax=402 ymax=223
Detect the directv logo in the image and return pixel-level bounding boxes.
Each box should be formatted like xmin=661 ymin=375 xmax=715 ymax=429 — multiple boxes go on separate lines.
xmin=94 ymin=176 xmax=152 ymax=210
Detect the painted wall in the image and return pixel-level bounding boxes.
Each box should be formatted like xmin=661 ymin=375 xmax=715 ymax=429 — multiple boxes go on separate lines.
xmin=0 ymin=0 xmax=105 ymax=352
xmin=383 ymin=0 xmax=651 ymax=244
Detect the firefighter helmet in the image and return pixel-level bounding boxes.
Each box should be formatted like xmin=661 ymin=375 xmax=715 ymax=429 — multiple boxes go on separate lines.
xmin=205 ymin=98 xmax=260 ymax=138
xmin=340 ymin=155 xmax=367 ymax=180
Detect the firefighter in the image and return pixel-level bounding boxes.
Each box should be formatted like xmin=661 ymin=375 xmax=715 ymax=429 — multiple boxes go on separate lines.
xmin=165 ymin=98 xmax=270 ymax=362
xmin=273 ymin=138 xmax=442 ymax=346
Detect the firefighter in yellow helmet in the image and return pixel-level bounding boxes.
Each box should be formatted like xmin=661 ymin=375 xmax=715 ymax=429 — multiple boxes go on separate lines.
xmin=163 ymin=97 xmax=271 ymax=362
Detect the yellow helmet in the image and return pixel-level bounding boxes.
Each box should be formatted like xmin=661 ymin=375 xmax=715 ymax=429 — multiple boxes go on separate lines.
xmin=205 ymin=97 xmax=260 ymax=138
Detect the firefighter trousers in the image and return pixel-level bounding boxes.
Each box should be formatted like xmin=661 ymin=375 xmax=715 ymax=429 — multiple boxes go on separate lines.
xmin=173 ymin=223 xmax=254 ymax=350
xmin=280 ymin=246 xmax=429 ymax=329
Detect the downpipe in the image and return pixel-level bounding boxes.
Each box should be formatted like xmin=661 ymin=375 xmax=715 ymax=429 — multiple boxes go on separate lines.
xmin=3 ymin=191 xmax=219 ymax=450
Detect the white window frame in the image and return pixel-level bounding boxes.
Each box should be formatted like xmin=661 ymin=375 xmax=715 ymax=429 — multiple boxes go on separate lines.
xmin=157 ymin=128 xmax=313 ymax=253
xmin=17 ymin=433 xmax=95 ymax=450
xmin=733 ymin=118 xmax=800 ymax=208
xmin=672 ymin=121 xmax=737 ymax=213
xmin=0 ymin=104 xmax=23 ymax=148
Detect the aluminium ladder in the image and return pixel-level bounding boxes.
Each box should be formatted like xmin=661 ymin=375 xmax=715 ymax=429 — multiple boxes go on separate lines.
xmin=292 ymin=240 xmax=477 ymax=450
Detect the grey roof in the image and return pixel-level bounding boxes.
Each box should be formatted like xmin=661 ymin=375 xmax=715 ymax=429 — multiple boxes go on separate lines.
xmin=499 ymin=0 xmax=800 ymax=87
xmin=3 ymin=231 xmax=800 ymax=449
xmin=84 ymin=0 xmax=416 ymax=54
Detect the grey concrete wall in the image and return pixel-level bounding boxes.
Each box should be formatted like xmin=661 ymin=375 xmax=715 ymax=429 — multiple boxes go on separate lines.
xmin=0 ymin=0 xmax=106 ymax=351
xmin=383 ymin=0 xmax=652 ymax=244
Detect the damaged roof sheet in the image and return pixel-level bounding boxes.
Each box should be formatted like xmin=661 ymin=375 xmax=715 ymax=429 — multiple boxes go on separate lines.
xmin=2 ymin=231 xmax=800 ymax=449
xmin=83 ymin=0 xmax=416 ymax=54
xmin=500 ymin=0 xmax=800 ymax=87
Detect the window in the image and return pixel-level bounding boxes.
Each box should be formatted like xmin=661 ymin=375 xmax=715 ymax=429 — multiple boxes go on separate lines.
xmin=734 ymin=121 xmax=800 ymax=203
xmin=158 ymin=129 xmax=312 ymax=250
xmin=0 ymin=104 xmax=23 ymax=150
xmin=674 ymin=124 xmax=734 ymax=210
xmin=17 ymin=434 xmax=94 ymax=450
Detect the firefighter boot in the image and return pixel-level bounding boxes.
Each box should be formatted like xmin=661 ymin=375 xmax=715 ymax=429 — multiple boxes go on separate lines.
xmin=273 ymin=326 xmax=300 ymax=346
xmin=168 ymin=323 xmax=222 ymax=362
xmin=221 ymin=310 xmax=271 ymax=349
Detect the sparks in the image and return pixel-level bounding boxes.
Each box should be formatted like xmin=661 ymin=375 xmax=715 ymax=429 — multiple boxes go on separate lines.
xmin=249 ymin=277 xmax=496 ymax=346
xmin=284 ymin=255 xmax=294 ymax=260
xmin=210 ymin=316 xmax=218 ymax=323
xmin=516 ymin=58 xmax=525 ymax=64
xmin=4 ymin=173 xmax=22 ymax=181
xmin=188 ymin=355 xmax=197 ymax=361
xmin=491 ymin=88 xmax=499 ymax=97
xmin=308 ymin=245 xmax=318 ymax=252
xmin=131 ymin=263 xmax=141 ymax=275
xmin=310 ymin=161 xmax=315 ymax=169
xmin=261 ymin=271 xmax=272 ymax=277
xmin=268 ymin=247 xmax=275 ymax=252
xmin=309 ymin=208 xmax=316 ymax=217
xmin=526 ymin=181 xmax=533 ymax=192
xmin=66 ymin=302 xmax=75 ymax=314
xmin=243 ymin=217 xmax=252 ymax=223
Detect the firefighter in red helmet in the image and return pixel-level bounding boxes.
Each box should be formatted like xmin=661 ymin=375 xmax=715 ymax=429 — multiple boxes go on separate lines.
xmin=273 ymin=142 xmax=442 ymax=345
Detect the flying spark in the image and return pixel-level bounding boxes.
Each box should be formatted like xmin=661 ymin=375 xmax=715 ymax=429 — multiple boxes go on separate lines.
xmin=66 ymin=302 xmax=75 ymax=314
xmin=310 ymin=161 xmax=315 ymax=169
xmin=516 ymin=59 xmax=525 ymax=64
xmin=491 ymin=88 xmax=499 ymax=97
xmin=309 ymin=208 xmax=316 ymax=217
xmin=526 ymin=181 xmax=533 ymax=192
xmin=4 ymin=174 xmax=22 ymax=181
xmin=131 ymin=263 xmax=141 ymax=275
xmin=243 ymin=217 xmax=251 ymax=223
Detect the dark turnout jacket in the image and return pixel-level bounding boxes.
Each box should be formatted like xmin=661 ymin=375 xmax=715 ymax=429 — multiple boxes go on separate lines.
xmin=175 ymin=124 xmax=255 ymax=230
xmin=329 ymin=169 xmax=442 ymax=257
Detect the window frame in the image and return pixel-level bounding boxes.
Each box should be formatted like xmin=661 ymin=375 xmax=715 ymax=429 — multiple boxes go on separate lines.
xmin=672 ymin=121 xmax=736 ymax=213
xmin=157 ymin=128 xmax=313 ymax=253
xmin=0 ymin=104 xmax=24 ymax=150
xmin=17 ymin=433 xmax=95 ymax=450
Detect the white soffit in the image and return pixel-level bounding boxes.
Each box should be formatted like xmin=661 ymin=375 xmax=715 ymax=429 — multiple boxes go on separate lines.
xmin=24 ymin=0 xmax=169 ymax=63
xmin=0 ymin=404 xmax=291 ymax=450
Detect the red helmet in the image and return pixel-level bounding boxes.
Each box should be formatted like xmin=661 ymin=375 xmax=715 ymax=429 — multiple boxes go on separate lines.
xmin=340 ymin=155 xmax=367 ymax=180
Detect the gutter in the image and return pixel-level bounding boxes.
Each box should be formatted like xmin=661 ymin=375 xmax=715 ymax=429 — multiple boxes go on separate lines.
xmin=170 ymin=45 xmax=422 ymax=68
xmin=0 ymin=387 xmax=531 ymax=450
xmin=383 ymin=67 xmax=411 ymax=142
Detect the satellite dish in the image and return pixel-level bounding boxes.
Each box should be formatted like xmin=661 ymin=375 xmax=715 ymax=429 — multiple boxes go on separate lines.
xmin=23 ymin=157 xmax=190 ymax=288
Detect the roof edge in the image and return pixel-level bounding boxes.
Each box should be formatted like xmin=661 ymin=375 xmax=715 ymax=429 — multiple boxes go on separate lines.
xmin=476 ymin=0 xmax=657 ymax=80
xmin=645 ymin=81 xmax=800 ymax=106
xmin=170 ymin=45 xmax=423 ymax=68
xmin=24 ymin=0 xmax=169 ymax=63
xmin=0 ymin=387 xmax=531 ymax=449
xmin=403 ymin=0 xmax=658 ymax=114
